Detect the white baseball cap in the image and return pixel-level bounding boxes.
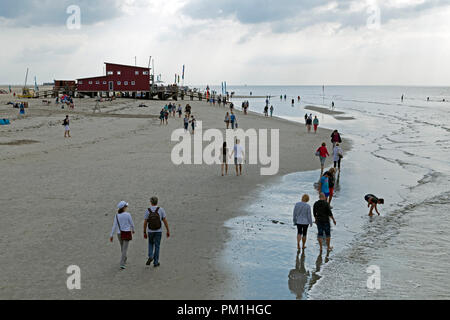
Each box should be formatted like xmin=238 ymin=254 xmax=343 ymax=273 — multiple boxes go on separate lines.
xmin=117 ymin=201 xmax=129 ymax=210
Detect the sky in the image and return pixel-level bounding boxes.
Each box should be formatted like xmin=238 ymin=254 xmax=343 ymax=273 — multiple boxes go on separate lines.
xmin=1 ymin=0 xmax=450 ymax=86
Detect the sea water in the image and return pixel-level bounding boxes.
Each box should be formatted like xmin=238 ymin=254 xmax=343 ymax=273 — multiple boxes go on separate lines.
xmin=213 ymin=85 xmax=450 ymax=299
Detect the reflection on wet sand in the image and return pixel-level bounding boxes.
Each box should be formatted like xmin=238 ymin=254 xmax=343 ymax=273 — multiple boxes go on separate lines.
xmin=288 ymin=251 xmax=330 ymax=300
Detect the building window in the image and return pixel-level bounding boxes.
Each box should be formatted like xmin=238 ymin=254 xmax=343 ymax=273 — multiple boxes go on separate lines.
xmin=103 ymin=81 xmax=107 ymax=85
xmin=117 ymin=71 xmax=121 ymax=75
xmin=135 ymin=71 xmax=139 ymax=75
xmin=143 ymin=71 xmax=149 ymax=75
xmin=89 ymin=81 xmax=93 ymax=85
xmin=131 ymin=81 xmax=135 ymax=86
xmin=124 ymin=81 xmax=128 ymax=85
xmin=79 ymin=81 xmax=83 ymax=84
xmin=117 ymin=81 xmax=121 ymax=85
xmin=96 ymin=81 xmax=100 ymax=84
xmin=107 ymin=71 xmax=113 ymax=75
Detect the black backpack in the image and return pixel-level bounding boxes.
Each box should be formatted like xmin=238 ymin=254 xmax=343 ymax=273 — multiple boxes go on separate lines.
xmin=147 ymin=207 xmax=162 ymax=231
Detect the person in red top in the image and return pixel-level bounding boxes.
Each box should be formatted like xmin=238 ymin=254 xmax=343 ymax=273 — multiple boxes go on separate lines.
xmin=316 ymin=142 xmax=330 ymax=176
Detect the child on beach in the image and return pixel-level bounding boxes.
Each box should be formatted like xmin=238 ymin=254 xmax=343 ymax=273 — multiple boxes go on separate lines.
xmin=365 ymin=194 xmax=384 ymax=217
xmin=270 ymin=105 xmax=274 ymax=117
xmin=110 ymin=201 xmax=135 ymax=270
xmin=63 ymin=115 xmax=71 ymax=138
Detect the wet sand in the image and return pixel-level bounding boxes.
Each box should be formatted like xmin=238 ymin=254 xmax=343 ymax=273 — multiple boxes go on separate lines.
xmin=305 ymin=105 xmax=345 ymax=115
xmin=0 ymin=90 xmax=348 ymax=299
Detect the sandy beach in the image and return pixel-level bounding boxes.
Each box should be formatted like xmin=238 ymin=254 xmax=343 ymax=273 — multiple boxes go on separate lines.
xmin=0 ymin=90 xmax=349 ymax=299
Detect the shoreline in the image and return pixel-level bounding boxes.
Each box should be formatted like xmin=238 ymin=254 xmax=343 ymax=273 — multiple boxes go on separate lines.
xmin=1 ymin=93 xmax=350 ymax=299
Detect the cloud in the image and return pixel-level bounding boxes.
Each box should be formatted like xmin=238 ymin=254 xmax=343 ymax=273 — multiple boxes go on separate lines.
xmin=0 ymin=0 xmax=123 ymax=27
xmin=182 ymin=0 xmax=450 ymax=33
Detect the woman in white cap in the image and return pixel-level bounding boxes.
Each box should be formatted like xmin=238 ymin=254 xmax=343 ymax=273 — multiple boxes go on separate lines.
xmin=110 ymin=201 xmax=135 ymax=270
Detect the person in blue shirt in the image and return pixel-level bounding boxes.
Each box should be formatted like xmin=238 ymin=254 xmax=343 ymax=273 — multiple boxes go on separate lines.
xmin=230 ymin=112 xmax=236 ymax=129
xmin=318 ymin=173 xmax=330 ymax=200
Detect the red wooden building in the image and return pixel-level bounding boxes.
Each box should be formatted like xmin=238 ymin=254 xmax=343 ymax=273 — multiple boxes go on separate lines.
xmin=77 ymin=62 xmax=151 ymax=96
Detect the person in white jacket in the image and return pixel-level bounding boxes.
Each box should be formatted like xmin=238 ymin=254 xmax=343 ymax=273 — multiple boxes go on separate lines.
xmin=110 ymin=201 xmax=135 ymax=270
xmin=333 ymin=143 xmax=343 ymax=171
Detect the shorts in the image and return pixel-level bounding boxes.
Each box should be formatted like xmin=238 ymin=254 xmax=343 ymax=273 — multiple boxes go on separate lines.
xmin=320 ymin=156 xmax=326 ymax=166
xmin=323 ymin=192 xmax=330 ymax=198
xmin=65 ymin=125 xmax=70 ymax=131
xmin=223 ymin=155 xmax=227 ymax=164
xmin=317 ymin=222 xmax=331 ymax=238
xmin=234 ymin=158 xmax=243 ymax=165
xmin=296 ymin=224 xmax=309 ymax=237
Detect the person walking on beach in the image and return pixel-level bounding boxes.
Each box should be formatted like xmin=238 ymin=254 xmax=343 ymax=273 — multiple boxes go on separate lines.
xmin=313 ymin=193 xmax=337 ymax=253
xmin=221 ymin=142 xmax=229 ymax=176
xmin=306 ymin=116 xmax=313 ymax=133
xmin=224 ymin=112 xmax=231 ymax=129
xmin=316 ymin=143 xmax=329 ymax=176
xmin=327 ymin=169 xmax=336 ymax=206
xmin=19 ymin=102 xmax=25 ymax=116
xmin=331 ymin=130 xmax=342 ymax=148
xmin=293 ymin=194 xmax=313 ymax=251
xmin=365 ymin=194 xmax=384 ymax=217
xmin=230 ymin=112 xmax=236 ymax=129
xmin=230 ymin=139 xmax=245 ymax=176
xmin=270 ymin=105 xmax=274 ymax=117
xmin=164 ymin=109 xmax=169 ymax=125
xmin=304 ymin=113 xmax=308 ymax=125
xmin=333 ymin=143 xmax=343 ymax=171
xmin=313 ymin=116 xmax=319 ymax=133
xmin=190 ymin=116 xmax=196 ymax=134
xmin=183 ymin=115 xmax=189 ymax=133
xmin=264 ymin=105 xmax=269 ymax=117
xmin=63 ymin=115 xmax=71 ymax=138
xmin=318 ymin=171 xmax=330 ymax=201
xmin=178 ymin=105 xmax=183 ymax=118
xmin=110 ymin=201 xmax=135 ymax=270
xmin=144 ymin=197 xmax=170 ymax=268
xmin=159 ymin=108 xmax=165 ymax=125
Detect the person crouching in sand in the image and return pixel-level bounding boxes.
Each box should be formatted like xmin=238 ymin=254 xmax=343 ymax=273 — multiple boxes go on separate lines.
xmin=293 ymin=194 xmax=313 ymax=252
xmin=110 ymin=201 xmax=135 ymax=270
xmin=365 ymin=194 xmax=384 ymax=217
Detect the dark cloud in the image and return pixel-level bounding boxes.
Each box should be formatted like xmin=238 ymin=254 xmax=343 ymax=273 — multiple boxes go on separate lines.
xmin=183 ymin=0 xmax=450 ymax=33
xmin=0 ymin=0 xmax=122 ymax=27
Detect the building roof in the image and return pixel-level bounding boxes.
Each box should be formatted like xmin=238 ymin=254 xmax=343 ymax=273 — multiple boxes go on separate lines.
xmin=77 ymin=75 xmax=108 ymax=81
xmin=104 ymin=62 xmax=151 ymax=70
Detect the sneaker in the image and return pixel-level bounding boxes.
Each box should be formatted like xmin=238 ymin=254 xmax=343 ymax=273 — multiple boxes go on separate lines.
xmin=154 ymin=263 xmax=160 ymax=268
xmin=146 ymin=258 xmax=153 ymax=266
xmin=120 ymin=265 xmax=126 ymax=270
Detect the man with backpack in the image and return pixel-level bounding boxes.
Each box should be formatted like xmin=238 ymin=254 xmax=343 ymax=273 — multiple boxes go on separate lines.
xmin=144 ymin=197 xmax=170 ymax=267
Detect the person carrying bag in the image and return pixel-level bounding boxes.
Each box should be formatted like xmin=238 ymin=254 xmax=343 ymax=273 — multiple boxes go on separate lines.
xmin=110 ymin=201 xmax=135 ymax=270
